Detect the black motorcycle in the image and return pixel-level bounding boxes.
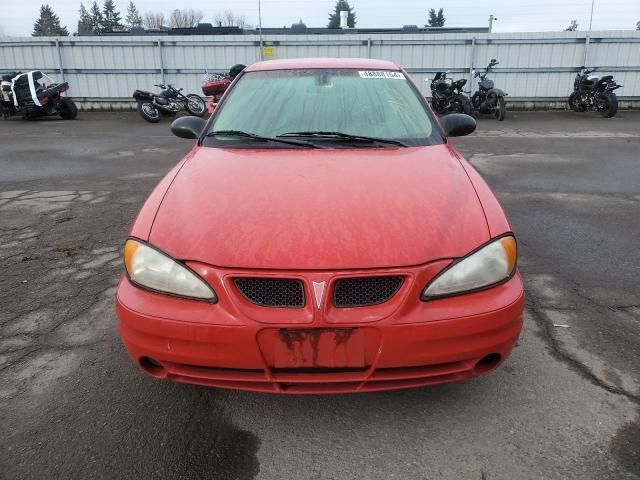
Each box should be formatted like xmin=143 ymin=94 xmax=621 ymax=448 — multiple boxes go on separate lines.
xmin=132 ymin=84 xmax=206 ymax=123
xmin=568 ymin=67 xmax=622 ymax=118
xmin=1 ymin=70 xmax=78 ymax=121
xmin=429 ymin=72 xmax=471 ymax=115
xmin=471 ymin=59 xmax=507 ymax=121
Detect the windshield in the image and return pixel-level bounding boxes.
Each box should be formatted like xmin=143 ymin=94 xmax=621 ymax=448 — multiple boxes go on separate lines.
xmin=206 ymin=68 xmax=442 ymax=148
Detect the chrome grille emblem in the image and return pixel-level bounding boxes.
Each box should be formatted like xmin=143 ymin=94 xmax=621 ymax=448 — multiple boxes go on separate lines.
xmin=312 ymin=281 xmax=326 ymax=309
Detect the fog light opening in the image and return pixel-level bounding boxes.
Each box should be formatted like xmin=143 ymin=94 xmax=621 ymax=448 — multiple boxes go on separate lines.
xmin=474 ymin=353 xmax=502 ymax=375
xmin=139 ymin=356 xmax=167 ymax=378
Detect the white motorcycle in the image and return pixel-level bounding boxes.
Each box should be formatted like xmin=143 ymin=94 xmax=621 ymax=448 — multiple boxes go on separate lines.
xmin=1 ymin=70 xmax=78 ymax=121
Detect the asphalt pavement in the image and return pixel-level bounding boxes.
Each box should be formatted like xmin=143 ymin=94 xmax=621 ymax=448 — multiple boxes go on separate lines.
xmin=0 ymin=111 xmax=638 ymax=480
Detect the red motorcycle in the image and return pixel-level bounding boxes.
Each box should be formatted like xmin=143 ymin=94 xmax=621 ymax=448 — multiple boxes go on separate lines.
xmin=201 ymin=73 xmax=231 ymax=114
xmin=200 ymin=65 xmax=245 ymax=114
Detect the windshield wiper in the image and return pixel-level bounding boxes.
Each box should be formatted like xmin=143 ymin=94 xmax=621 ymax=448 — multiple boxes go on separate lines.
xmin=277 ymin=131 xmax=408 ymax=147
xmin=205 ymin=130 xmax=321 ymax=148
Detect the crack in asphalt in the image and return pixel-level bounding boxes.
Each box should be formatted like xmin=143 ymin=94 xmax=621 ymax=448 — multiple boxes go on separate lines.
xmin=0 ymin=188 xmax=133 ymax=397
xmin=516 ymin=263 xmax=639 ymax=399
xmin=526 ymin=294 xmax=640 ymax=404
xmin=0 ymin=183 xmax=263 ymax=480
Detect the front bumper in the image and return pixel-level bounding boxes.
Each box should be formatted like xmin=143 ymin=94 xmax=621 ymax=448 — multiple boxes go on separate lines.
xmin=116 ymin=269 xmax=524 ymax=394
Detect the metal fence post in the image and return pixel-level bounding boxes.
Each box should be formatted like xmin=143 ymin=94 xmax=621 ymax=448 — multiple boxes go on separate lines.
xmin=469 ymin=36 xmax=476 ymax=86
xmin=55 ymin=38 xmax=65 ymax=82
xmin=583 ymin=35 xmax=591 ymax=67
xmin=157 ymin=39 xmax=165 ymax=84
xmin=367 ymin=37 xmax=372 ymax=58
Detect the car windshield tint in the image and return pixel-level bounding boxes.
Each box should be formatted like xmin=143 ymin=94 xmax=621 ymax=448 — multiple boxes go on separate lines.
xmin=207 ymin=69 xmax=442 ymax=147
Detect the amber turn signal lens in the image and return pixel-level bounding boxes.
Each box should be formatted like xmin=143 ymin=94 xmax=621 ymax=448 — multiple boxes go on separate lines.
xmin=123 ymin=239 xmax=140 ymax=274
xmin=499 ymin=236 xmax=517 ymax=273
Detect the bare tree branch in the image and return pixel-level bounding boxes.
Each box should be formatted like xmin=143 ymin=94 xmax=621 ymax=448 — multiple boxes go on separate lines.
xmin=169 ymin=9 xmax=204 ymax=28
xmin=213 ymin=10 xmax=246 ymax=28
xmin=143 ymin=11 xmax=165 ymax=30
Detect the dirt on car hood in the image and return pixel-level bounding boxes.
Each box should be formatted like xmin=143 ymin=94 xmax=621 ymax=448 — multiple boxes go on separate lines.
xmin=148 ymin=144 xmax=490 ymax=270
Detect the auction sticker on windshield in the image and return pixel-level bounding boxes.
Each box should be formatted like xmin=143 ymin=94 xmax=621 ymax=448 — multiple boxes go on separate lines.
xmin=358 ymin=71 xmax=406 ymax=79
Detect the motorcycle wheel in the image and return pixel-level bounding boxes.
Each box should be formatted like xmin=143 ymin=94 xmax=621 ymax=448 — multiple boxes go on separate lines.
xmin=137 ymin=102 xmax=161 ymax=123
xmin=186 ymin=95 xmax=206 ymax=116
xmin=460 ymin=96 xmax=472 ymax=115
xmin=598 ymin=92 xmax=618 ymax=118
xmin=494 ymin=96 xmax=506 ymax=121
xmin=568 ymin=92 xmax=586 ymax=112
xmin=430 ymin=100 xmax=446 ymax=115
xmin=59 ymin=98 xmax=78 ymax=120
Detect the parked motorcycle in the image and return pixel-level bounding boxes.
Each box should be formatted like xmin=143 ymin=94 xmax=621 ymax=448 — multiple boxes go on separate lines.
xmin=201 ymin=73 xmax=231 ymax=115
xmin=132 ymin=84 xmax=206 ymax=123
xmin=200 ymin=64 xmax=245 ymax=115
xmin=1 ymin=70 xmax=78 ymax=121
xmin=428 ymin=71 xmax=471 ymax=115
xmin=471 ymin=59 xmax=507 ymax=121
xmin=568 ymin=67 xmax=622 ymax=118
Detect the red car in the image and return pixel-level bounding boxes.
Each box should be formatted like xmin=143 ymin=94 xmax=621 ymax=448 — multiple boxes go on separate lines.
xmin=117 ymin=58 xmax=524 ymax=394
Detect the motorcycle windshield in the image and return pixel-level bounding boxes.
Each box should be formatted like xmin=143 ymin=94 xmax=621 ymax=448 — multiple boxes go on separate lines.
xmin=480 ymin=79 xmax=494 ymax=89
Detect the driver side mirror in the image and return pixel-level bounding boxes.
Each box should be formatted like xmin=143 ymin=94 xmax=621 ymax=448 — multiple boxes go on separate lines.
xmin=439 ymin=113 xmax=476 ymax=138
xmin=171 ymin=116 xmax=206 ymax=139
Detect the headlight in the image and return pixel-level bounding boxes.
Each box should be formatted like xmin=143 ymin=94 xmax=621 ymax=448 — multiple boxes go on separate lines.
xmin=422 ymin=235 xmax=517 ymax=300
xmin=124 ymin=239 xmax=216 ymax=302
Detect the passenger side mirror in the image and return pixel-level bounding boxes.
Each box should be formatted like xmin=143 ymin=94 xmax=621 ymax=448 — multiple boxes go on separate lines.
xmin=171 ymin=116 xmax=206 ymax=139
xmin=439 ymin=113 xmax=476 ymax=138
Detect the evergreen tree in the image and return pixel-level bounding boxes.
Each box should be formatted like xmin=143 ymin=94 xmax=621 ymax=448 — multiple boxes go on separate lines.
xmin=125 ymin=1 xmax=142 ymax=29
xmin=102 ymin=0 xmax=123 ymax=32
xmin=77 ymin=3 xmax=93 ymax=35
xmin=291 ymin=19 xmax=307 ymax=30
xmin=427 ymin=8 xmax=445 ymax=27
xmin=32 ymin=4 xmax=69 ymax=36
xmin=327 ymin=0 xmax=356 ymax=28
xmin=89 ymin=1 xmax=103 ymax=33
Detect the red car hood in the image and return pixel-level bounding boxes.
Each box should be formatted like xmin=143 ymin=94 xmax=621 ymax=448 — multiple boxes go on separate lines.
xmin=149 ymin=145 xmax=489 ymax=270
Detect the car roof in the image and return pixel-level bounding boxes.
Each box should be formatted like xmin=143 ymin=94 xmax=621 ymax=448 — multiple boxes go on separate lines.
xmin=245 ymin=57 xmax=400 ymax=72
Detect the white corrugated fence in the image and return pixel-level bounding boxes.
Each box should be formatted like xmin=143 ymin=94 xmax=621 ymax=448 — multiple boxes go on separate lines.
xmin=1 ymin=30 xmax=639 ymax=109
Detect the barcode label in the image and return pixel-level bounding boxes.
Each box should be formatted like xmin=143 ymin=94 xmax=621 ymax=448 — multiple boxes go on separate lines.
xmin=358 ymin=71 xmax=405 ymax=80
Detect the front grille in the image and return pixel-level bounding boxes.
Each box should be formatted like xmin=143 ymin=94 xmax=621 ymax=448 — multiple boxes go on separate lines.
xmin=333 ymin=276 xmax=404 ymax=307
xmin=234 ymin=278 xmax=305 ymax=308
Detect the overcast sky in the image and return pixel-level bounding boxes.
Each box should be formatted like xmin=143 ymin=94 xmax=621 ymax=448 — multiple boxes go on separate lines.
xmin=1 ymin=0 xmax=639 ymax=36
